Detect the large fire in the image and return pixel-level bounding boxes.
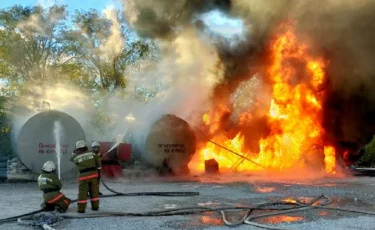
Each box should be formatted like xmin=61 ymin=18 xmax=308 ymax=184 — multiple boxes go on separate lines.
xmin=189 ymin=21 xmax=336 ymax=174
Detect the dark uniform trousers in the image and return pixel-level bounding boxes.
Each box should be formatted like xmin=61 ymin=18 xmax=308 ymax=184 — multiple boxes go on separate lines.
xmin=38 ymin=173 xmax=71 ymax=212
xmin=71 ymin=151 xmax=101 ymax=213
xmin=77 ymin=175 xmax=99 ymax=212
xmin=42 ymin=192 xmax=72 ymax=212
xmin=95 ymin=153 xmax=102 ymax=191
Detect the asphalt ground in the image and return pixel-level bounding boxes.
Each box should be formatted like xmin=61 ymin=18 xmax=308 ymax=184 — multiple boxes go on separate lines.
xmin=1 ymin=173 xmax=375 ymax=230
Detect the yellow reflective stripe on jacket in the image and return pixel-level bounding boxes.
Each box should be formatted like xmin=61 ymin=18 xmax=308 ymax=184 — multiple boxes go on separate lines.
xmin=37 ymin=175 xmax=53 ymax=186
xmin=73 ymin=152 xmax=94 ymax=164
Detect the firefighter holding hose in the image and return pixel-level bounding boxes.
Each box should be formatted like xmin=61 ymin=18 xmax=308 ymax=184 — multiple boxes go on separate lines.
xmin=91 ymin=141 xmax=103 ymax=195
xmin=38 ymin=161 xmax=71 ymax=213
xmin=70 ymin=140 xmax=100 ymax=213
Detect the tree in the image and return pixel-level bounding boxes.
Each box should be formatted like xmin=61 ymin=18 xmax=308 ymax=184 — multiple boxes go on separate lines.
xmin=0 ymin=5 xmax=69 ymax=86
xmin=0 ymin=5 xmax=157 ymax=93
xmin=357 ymin=136 xmax=375 ymax=167
xmin=0 ymin=4 xmax=159 ymax=142
xmin=64 ymin=8 xmax=156 ymax=91
xmin=0 ymin=96 xmax=12 ymax=156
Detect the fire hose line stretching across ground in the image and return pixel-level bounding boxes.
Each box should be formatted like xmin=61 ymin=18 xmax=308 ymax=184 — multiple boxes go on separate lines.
xmin=16 ymin=193 xmax=375 ymax=230
xmin=1 ymin=180 xmax=375 ymax=230
xmin=0 ymin=179 xmax=199 ymax=225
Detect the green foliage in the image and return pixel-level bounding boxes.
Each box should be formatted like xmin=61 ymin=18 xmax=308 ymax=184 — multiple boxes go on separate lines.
xmin=0 ymin=5 xmax=68 ymax=84
xmin=0 ymin=4 xmax=158 ymax=137
xmin=0 ymin=5 xmax=156 ymax=91
xmin=63 ymin=9 xmax=156 ymax=91
xmin=89 ymin=90 xmax=112 ymax=136
xmin=357 ymin=136 xmax=375 ymax=167
xmin=0 ymin=96 xmax=12 ymax=156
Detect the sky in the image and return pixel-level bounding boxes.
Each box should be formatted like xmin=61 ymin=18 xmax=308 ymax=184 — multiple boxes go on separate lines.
xmin=0 ymin=0 xmax=121 ymax=12
xmin=0 ymin=0 xmax=244 ymax=38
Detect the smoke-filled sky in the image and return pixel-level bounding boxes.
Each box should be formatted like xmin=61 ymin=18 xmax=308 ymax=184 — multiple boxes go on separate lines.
xmin=0 ymin=0 xmax=244 ymax=37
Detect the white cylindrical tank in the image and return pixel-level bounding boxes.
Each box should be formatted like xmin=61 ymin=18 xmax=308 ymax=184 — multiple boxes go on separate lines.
xmin=16 ymin=110 xmax=85 ymax=179
xmin=145 ymin=114 xmax=196 ymax=174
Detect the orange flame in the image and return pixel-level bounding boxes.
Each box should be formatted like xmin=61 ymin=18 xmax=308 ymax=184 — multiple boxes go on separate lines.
xmin=324 ymin=146 xmax=336 ymax=174
xmin=201 ymin=216 xmax=223 ymax=225
xmin=282 ymin=198 xmax=297 ymax=204
xmin=188 ymin=21 xmax=335 ymax=174
xmin=319 ymin=211 xmax=329 ymax=216
xmin=255 ymin=186 xmax=276 ymax=193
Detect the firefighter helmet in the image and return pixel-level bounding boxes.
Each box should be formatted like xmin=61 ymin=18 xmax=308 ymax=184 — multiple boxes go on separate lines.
xmin=91 ymin=141 xmax=100 ymax=147
xmin=75 ymin=140 xmax=87 ymax=149
xmin=42 ymin=161 xmax=56 ymax=172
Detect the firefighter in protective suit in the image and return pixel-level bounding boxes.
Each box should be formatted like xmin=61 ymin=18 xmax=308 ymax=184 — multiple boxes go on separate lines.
xmin=71 ymin=140 xmax=101 ymax=213
xmin=38 ymin=161 xmax=71 ymax=213
xmin=91 ymin=141 xmax=103 ymax=195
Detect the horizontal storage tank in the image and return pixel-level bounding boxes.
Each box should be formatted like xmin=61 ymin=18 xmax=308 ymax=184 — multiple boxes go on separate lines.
xmin=145 ymin=114 xmax=196 ymax=174
xmin=16 ymin=110 xmax=85 ymax=179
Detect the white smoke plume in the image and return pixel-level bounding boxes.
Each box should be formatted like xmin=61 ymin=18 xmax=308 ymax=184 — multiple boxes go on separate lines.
xmin=8 ymin=5 xmax=127 ymax=135
xmin=100 ymin=7 xmax=125 ymax=57
xmin=16 ymin=5 xmax=65 ymax=36
xmin=8 ymin=82 xmax=95 ymax=143
xmin=9 ymin=2 xmax=224 ymax=162
xmin=99 ymin=27 xmax=223 ymax=155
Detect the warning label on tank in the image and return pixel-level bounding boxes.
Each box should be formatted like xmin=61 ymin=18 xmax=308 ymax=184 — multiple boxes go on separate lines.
xmin=38 ymin=143 xmax=68 ymax=154
xmin=158 ymin=144 xmax=186 ymax=153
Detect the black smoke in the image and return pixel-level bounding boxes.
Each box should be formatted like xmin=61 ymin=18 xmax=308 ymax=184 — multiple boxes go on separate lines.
xmin=123 ymin=0 xmax=375 ymax=159
xmin=123 ymin=0 xmax=231 ymax=40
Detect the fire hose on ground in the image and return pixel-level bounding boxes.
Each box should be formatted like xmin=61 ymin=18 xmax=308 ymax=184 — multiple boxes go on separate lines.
xmin=0 ymin=178 xmax=199 ymax=228
xmin=14 ymin=193 xmax=375 ymax=230
xmin=1 ymin=179 xmax=375 ymax=230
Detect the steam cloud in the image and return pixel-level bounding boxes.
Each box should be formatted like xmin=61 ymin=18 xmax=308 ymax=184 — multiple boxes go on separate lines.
xmin=103 ymin=27 xmax=223 ymax=155
xmin=7 ymin=82 xmax=95 ymax=145
xmin=100 ymin=8 xmax=125 ymax=57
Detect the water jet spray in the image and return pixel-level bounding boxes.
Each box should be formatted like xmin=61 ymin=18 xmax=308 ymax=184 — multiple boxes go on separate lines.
xmin=53 ymin=121 xmax=63 ymax=180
